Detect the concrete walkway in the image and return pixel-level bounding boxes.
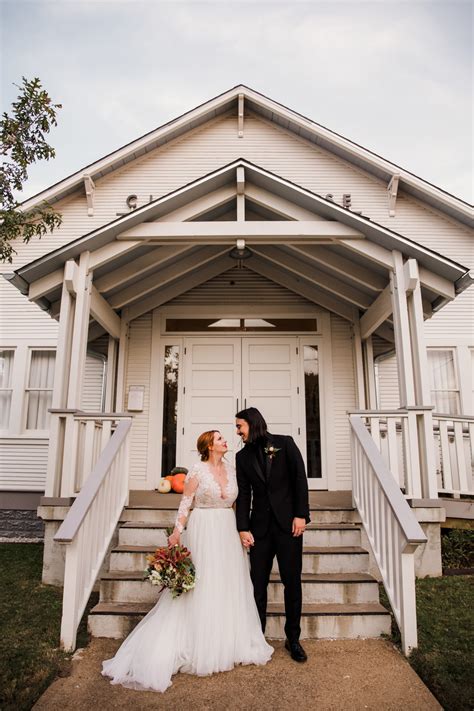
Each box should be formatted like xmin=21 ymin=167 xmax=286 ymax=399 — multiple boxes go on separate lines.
xmin=34 ymin=638 xmax=441 ymax=710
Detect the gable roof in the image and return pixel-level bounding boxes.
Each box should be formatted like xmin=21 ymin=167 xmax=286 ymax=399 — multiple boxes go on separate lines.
xmin=12 ymin=158 xmax=469 ymax=291
xmin=21 ymin=85 xmax=472 ymax=228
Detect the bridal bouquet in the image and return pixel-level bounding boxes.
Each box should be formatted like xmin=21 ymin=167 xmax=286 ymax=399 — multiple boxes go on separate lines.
xmin=144 ymin=543 xmax=196 ymax=598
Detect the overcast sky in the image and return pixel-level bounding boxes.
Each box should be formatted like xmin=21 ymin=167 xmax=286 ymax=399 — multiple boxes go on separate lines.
xmin=2 ymin=0 xmax=472 ymax=203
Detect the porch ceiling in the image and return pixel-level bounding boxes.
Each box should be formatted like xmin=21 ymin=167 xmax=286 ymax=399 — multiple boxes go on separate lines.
xmin=6 ymin=159 xmax=470 ymax=341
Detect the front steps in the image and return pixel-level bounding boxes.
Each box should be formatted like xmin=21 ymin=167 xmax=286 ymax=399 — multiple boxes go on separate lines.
xmin=89 ymin=496 xmax=391 ymax=641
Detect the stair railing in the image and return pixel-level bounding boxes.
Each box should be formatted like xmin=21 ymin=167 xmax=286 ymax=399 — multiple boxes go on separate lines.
xmin=350 ymin=414 xmax=427 ymax=654
xmin=54 ymin=417 xmax=132 ymax=651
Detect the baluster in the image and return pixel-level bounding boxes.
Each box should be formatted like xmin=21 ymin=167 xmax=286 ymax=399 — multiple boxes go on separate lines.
xmin=407 ymin=411 xmax=422 ymax=498
xmin=468 ymin=422 xmax=474 ymax=494
xmin=438 ymin=419 xmax=453 ymax=493
xmin=454 ymin=420 xmax=469 ymax=495
xmin=386 ymin=417 xmax=400 ymax=486
xmin=371 ymin=417 xmax=381 ymax=451
xmin=82 ymin=420 xmax=96 ymax=489
xmin=101 ymin=419 xmax=113 ymax=453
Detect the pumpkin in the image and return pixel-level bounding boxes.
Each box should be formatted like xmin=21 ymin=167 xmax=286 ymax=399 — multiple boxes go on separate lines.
xmin=165 ymin=475 xmax=174 ymax=484
xmin=171 ymin=466 xmax=188 ymax=475
xmin=156 ymin=478 xmax=171 ymax=494
xmin=171 ymin=472 xmax=186 ymax=493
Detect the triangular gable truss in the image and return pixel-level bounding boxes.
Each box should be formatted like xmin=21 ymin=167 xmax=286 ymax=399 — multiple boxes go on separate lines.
xmin=7 ymin=159 xmax=470 ymax=345
xmin=20 ymin=86 xmax=471 ymax=228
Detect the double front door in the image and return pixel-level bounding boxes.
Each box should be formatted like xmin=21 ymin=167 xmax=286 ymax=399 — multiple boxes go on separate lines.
xmin=179 ymin=337 xmax=324 ymax=488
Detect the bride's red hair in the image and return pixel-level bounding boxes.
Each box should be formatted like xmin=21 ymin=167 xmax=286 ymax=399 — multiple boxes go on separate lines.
xmin=197 ymin=430 xmax=218 ymax=461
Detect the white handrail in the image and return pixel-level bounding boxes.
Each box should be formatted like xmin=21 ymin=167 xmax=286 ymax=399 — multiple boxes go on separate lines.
xmin=54 ymin=417 xmax=132 ymax=651
xmin=350 ymin=414 xmax=427 ymax=654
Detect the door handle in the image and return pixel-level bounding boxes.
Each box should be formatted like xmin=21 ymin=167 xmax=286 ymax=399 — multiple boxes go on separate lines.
xmin=236 ymin=398 xmax=239 ymax=412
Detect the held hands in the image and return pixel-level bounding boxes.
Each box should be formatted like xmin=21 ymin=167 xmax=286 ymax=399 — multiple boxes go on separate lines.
xmin=239 ymin=531 xmax=255 ymax=549
xmin=168 ymin=529 xmax=181 ymax=547
xmin=292 ymin=517 xmax=306 ymax=537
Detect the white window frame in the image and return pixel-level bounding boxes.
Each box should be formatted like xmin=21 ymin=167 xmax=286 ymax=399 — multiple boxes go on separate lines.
xmin=0 ymin=348 xmax=15 ymax=433
xmin=0 ymin=340 xmax=57 ymax=438
xmin=427 ymin=346 xmax=461 ymax=415
xmin=23 ymin=347 xmax=56 ymax=434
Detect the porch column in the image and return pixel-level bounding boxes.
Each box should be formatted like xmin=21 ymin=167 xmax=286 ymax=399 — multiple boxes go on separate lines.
xmin=44 ymin=260 xmax=76 ymax=497
xmin=60 ymin=252 xmax=93 ymax=496
xmin=352 ymin=310 xmax=366 ymax=409
xmin=405 ymin=258 xmax=438 ymax=499
xmin=391 ymin=251 xmax=422 ymax=498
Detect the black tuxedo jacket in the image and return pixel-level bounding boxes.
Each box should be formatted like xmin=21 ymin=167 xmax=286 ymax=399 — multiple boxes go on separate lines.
xmin=235 ymin=433 xmax=310 ymax=536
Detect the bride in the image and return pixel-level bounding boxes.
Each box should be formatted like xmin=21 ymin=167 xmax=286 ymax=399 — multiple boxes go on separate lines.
xmin=102 ymin=430 xmax=273 ymax=692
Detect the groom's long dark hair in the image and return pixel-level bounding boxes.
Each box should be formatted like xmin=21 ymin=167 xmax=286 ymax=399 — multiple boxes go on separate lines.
xmin=235 ymin=407 xmax=268 ymax=444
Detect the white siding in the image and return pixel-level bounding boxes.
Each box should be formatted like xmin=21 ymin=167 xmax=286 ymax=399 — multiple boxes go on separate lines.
xmin=0 ymin=440 xmax=48 ymax=491
xmin=376 ymin=355 xmax=400 ymax=410
xmin=81 ymin=353 xmax=106 ymax=411
xmin=330 ymin=314 xmax=357 ymax=488
xmin=124 ymin=313 xmax=152 ymax=486
xmin=170 ymin=265 xmax=313 ymax=306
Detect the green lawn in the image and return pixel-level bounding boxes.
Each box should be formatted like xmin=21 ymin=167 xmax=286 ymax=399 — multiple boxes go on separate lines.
xmin=381 ymin=575 xmax=474 ymax=711
xmin=0 ymin=543 xmax=95 ymax=711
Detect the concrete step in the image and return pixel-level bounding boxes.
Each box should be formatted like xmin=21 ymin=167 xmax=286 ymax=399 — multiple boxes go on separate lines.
xmin=88 ymin=601 xmax=390 ymax=641
xmin=99 ymin=570 xmax=380 ymax=605
xmin=109 ymin=545 xmax=369 ymax=575
xmin=118 ymin=521 xmax=362 ymax=548
xmin=121 ymin=507 xmax=360 ymax=526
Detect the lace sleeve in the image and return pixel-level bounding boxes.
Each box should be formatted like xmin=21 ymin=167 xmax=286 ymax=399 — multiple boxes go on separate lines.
xmin=174 ymin=466 xmax=200 ymax=533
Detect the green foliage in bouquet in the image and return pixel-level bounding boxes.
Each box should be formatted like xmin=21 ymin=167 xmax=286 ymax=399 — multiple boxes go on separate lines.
xmin=144 ymin=543 xmax=196 ymax=598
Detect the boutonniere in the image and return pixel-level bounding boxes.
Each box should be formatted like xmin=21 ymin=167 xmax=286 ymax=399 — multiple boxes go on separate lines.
xmin=264 ymin=445 xmax=281 ymax=460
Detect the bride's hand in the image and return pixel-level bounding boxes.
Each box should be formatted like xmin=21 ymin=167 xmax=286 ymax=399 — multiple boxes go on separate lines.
xmin=168 ymin=529 xmax=180 ymax=547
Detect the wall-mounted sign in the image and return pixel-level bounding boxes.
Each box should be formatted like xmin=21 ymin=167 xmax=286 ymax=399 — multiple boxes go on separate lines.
xmin=127 ymin=385 xmax=145 ymax=412
xmin=116 ymin=193 xmax=362 ymax=216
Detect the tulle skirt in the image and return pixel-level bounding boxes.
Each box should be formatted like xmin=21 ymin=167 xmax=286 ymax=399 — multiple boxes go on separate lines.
xmin=102 ymin=508 xmax=273 ymax=692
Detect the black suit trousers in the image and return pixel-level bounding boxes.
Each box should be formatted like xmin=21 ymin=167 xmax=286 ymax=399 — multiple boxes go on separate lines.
xmin=249 ymin=514 xmax=303 ymax=643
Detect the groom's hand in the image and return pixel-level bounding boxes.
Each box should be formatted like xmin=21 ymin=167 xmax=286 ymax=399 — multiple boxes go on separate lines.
xmin=239 ymin=531 xmax=255 ymax=548
xmin=292 ymin=517 xmax=306 ymax=537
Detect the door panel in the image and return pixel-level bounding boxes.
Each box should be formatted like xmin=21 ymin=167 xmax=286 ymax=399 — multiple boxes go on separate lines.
xmin=241 ymin=338 xmax=301 ymax=447
xmin=181 ymin=338 xmax=241 ymax=469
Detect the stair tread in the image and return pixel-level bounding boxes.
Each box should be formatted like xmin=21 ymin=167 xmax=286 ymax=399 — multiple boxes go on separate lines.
xmin=101 ymin=570 xmax=376 ymax=583
xmin=90 ymin=601 xmax=389 ymax=616
xmin=112 ymin=544 xmax=368 ymax=555
xmin=120 ymin=521 xmax=360 ymax=531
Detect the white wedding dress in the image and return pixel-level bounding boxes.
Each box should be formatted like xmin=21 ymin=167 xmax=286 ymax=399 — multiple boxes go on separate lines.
xmin=102 ymin=460 xmax=273 ymax=692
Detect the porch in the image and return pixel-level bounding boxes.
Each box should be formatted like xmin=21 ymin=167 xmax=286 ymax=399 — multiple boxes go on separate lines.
xmin=8 ymin=159 xmax=473 ymax=653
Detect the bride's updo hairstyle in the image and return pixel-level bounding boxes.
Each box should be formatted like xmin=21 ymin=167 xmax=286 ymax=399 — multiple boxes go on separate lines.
xmin=197 ymin=430 xmax=218 ymax=462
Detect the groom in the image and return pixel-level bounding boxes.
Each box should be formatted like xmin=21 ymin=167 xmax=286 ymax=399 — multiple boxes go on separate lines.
xmin=235 ymin=407 xmax=310 ymax=662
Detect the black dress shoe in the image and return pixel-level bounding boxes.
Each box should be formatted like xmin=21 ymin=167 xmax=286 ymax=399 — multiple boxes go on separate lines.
xmin=285 ymin=639 xmax=308 ymax=662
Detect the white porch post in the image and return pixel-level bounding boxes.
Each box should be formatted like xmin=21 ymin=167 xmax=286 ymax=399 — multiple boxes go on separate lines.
xmin=405 ymin=259 xmax=438 ymax=498
xmin=363 ymin=336 xmax=377 ymax=409
xmin=44 ymin=262 xmax=76 ymax=497
xmin=391 ymin=251 xmax=422 ymax=498
xmin=61 ymin=252 xmax=93 ymax=496
xmin=352 ymin=310 xmax=366 ymax=409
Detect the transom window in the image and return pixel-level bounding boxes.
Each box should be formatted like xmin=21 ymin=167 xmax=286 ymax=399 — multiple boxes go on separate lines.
xmin=165 ymin=318 xmax=318 ymax=332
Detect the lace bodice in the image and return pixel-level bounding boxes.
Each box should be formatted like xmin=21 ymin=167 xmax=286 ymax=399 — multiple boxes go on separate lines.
xmin=174 ymin=461 xmax=238 ymax=533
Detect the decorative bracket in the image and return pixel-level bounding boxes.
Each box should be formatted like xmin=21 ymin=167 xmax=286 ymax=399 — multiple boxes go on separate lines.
xmin=238 ymin=93 xmax=244 ymax=138
xmin=83 ymin=173 xmax=95 ymax=216
xmin=387 ymin=174 xmax=399 ymax=217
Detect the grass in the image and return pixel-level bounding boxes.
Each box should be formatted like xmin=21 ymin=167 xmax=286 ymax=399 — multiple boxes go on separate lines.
xmin=441 ymin=528 xmax=474 ymax=570
xmin=380 ymin=576 xmax=474 ymax=711
xmin=0 ymin=543 xmax=97 ymax=711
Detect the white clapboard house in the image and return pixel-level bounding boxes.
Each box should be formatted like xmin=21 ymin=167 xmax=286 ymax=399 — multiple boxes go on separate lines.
xmin=1 ymin=86 xmax=473 ymax=654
